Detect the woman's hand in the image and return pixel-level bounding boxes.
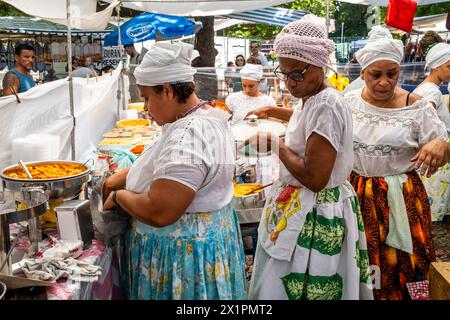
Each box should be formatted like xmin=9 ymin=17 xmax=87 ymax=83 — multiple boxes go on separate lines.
xmin=103 ymin=192 xmax=117 ymax=210
xmin=245 ymin=106 xmax=273 ymax=120
xmin=241 ymin=132 xmax=281 ymax=154
xmin=102 ymin=168 xmax=129 ymax=202
xmin=411 ymin=139 xmax=449 ymax=177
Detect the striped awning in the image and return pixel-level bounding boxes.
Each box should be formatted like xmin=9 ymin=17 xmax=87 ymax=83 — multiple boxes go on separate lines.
xmin=224 ymin=6 xmax=306 ymax=27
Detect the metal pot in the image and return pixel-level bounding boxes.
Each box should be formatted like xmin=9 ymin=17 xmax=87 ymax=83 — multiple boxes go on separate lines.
xmin=0 ymin=160 xmax=91 ymax=202
xmin=0 ymin=189 xmax=49 ymax=275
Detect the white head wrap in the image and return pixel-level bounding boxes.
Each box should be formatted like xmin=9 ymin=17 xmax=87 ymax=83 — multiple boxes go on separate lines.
xmin=240 ymin=63 xmax=263 ymax=81
xmin=134 ymin=42 xmax=196 ymax=86
xmin=274 ymin=14 xmax=335 ymax=67
xmin=355 ymin=25 xmax=403 ymax=70
xmin=425 ymin=43 xmax=450 ymax=70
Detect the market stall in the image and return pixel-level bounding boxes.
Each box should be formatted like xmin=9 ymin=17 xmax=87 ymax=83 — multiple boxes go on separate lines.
xmin=0 ymin=16 xmax=116 ymax=81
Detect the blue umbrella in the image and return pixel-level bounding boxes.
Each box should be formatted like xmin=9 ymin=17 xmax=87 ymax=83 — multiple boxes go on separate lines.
xmin=104 ymin=13 xmax=202 ymax=46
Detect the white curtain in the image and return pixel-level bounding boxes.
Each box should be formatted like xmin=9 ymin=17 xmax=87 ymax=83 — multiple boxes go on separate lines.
xmin=0 ymin=64 xmax=122 ymax=170
xmin=4 ymin=0 xmax=119 ymax=30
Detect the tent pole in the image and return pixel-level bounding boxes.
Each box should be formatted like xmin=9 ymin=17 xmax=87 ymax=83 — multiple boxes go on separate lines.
xmin=66 ymin=0 xmax=75 ymax=160
xmin=116 ymin=2 xmax=127 ymax=117
xmin=326 ymin=0 xmax=330 ymax=38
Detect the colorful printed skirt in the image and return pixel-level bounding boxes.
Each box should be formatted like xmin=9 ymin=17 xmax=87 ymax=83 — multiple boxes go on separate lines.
xmin=349 ymin=171 xmax=436 ymax=300
xmin=119 ymin=204 xmax=247 ymax=300
xmin=249 ymin=180 xmax=373 ymax=300
xmin=421 ymin=163 xmax=450 ymax=222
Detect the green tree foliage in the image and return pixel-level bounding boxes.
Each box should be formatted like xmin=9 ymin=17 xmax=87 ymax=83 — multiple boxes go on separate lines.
xmin=224 ymin=0 xmax=450 ymax=40
xmin=225 ymin=0 xmax=335 ymax=39
xmin=0 ymin=1 xmax=27 ymax=16
xmin=416 ymin=2 xmax=450 ymax=16
xmin=331 ymin=2 xmax=369 ymax=38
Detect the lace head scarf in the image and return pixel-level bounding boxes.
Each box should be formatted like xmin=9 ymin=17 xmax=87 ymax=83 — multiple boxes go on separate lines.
xmin=273 ymin=14 xmax=335 ymax=68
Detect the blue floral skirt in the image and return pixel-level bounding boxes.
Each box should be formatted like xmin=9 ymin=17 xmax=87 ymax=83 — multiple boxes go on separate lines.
xmin=120 ymin=204 xmax=247 ymax=300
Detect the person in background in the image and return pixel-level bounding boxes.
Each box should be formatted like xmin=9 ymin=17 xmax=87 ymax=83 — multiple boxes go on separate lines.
xmin=246 ymin=15 xmax=372 ymax=300
xmin=235 ymin=54 xmax=246 ymax=67
xmin=83 ymin=56 xmax=98 ymax=76
xmin=345 ymin=25 xmax=449 ymax=300
xmin=70 ymin=57 xmax=96 ymax=78
xmin=246 ymin=56 xmax=261 ymax=65
xmin=225 ymin=63 xmax=276 ymax=123
xmin=224 ymin=61 xmax=235 ymax=94
xmin=2 ymin=43 xmax=36 ymax=96
xmin=103 ymin=42 xmax=246 ymax=300
xmin=249 ymin=42 xmax=269 ymax=93
xmin=233 ymin=55 xmax=246 ymax=92
xmin=249 ymin=41 xmax=268 ymax=66
xmin=125 ymin=44 xmax=147 ymax=102
xmin=413 ymin=43 xmax=450 ymax=223
xmin=43 ymin=68 xmax=58 ymax=83
xmin=100 ymin=65 xmax=114 ymax=76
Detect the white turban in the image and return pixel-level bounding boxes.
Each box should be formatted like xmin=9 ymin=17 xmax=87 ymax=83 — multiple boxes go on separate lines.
xmin=425 ymin=43 xmax=450 ymax=70
xmin=240 ymin=63 xmax=263 ymax=81
xmin=355 ymin=25 xmax=404 ymax=70
xmin=134 ymin=42 xmax=196 ymax=86
xmin=274 ymin=14 xmax=335 ymax=68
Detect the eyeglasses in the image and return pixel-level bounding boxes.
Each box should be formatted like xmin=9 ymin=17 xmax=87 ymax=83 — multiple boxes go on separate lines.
xmin=273 ymin=65 xmax=312 ymax=83
xmin=250 ymin=46 xmax=259 ymax=49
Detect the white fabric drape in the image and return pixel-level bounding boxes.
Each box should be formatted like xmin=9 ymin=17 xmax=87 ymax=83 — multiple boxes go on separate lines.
xmin=0 ymin=64 xmax=122 ymax=170
xmin=4 ymin=0 xmax=119 ymax=30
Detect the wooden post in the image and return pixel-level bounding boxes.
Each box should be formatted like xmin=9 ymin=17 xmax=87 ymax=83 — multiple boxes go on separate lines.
xmin=429 ymin=262 xmax=450 ymax=300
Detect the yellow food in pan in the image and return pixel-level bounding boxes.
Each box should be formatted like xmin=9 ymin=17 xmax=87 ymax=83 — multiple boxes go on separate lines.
xmin=99 ymin=138 xmax=135 ymax=146
xmin=116 ymin=119 xmax=150 ymax=128
xmin=4 ymin=163 xmax=86 ymax=180
xmin=233 ymin=183 xmax=263 ymax=197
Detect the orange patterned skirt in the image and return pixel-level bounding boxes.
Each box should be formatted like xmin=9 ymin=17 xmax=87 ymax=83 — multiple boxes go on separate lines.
xmin=349 ymin=171 xmax=435 ymax=300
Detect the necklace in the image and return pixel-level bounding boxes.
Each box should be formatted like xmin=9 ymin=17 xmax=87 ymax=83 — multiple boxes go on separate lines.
xmin=362 ymin=87 xmax=397 ymax=109
xmin=176 ymin=100 xmax=208 ymax=120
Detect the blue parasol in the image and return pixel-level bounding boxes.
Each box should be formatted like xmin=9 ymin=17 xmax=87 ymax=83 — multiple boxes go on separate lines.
xmin=104 ymin=12 xmax=202 ymax=46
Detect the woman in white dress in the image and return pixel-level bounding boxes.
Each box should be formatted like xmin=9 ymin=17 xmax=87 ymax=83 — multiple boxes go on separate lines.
xmin=102 ymin=42 xmax=246 ymax=300
xmin=225 ymin=63 xmax=276 ymax=124
xmin=246 ymin=15 xmax=373 ymax=300
xmin=413 ymin=43 xmax=450 ymax=222
xmin=345 ymin=26 xmax=449 ymax=300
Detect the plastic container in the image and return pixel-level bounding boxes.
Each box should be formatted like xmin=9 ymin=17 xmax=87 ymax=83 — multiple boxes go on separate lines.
xmin=385 ymin=0 xmax=417 ymax=33
xmin=91 ymin=155 xmax=109 ymax=187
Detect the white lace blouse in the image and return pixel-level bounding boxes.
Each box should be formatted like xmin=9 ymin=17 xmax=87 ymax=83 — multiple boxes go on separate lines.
xmin=345 ymin=88 xmax=448 ymax=177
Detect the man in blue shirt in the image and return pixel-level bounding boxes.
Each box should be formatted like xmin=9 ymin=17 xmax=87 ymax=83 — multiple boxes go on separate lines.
xmin=2 ymin=43 xmax=36 ymax=96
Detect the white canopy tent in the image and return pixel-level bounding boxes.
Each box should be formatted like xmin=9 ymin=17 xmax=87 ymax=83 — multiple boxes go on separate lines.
xmin=4 ymin=0 xmax=123 ymax=159
xmin=3 ymin=0 xmax=119 ymax=30
xmin=106 ymin=0 xmax=294 ymax=16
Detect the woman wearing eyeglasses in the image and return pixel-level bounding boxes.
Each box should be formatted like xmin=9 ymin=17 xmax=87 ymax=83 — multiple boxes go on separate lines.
xmin=231 ymin=55 xmax=246 ymax=92
xmin=246 ymin=15 xmax=373 ymax=300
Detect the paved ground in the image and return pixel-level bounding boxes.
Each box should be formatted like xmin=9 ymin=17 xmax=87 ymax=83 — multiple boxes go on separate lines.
xmin=432 ymin=220 xmax=450 ymax=262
